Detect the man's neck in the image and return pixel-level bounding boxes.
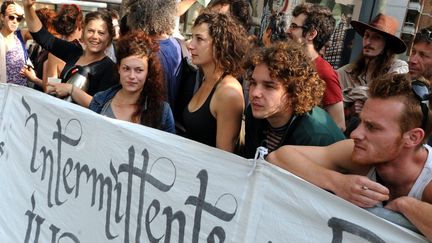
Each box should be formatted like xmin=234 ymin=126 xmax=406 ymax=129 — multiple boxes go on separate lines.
xmin=267 ymin=109 xmax=294 ymax=128
xmin=302 ymin=43 xmax=319 ymax=61
xmin=376 ymin=146 xmax=428 ymax=199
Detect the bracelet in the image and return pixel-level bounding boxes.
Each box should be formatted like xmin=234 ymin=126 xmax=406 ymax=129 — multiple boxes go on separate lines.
xmin=70 ymin=85 xmax=74 ymax=95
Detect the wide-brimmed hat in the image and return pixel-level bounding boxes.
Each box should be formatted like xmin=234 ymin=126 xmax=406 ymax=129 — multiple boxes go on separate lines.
xmin=350 ymin=13 xmax=407 ymax=54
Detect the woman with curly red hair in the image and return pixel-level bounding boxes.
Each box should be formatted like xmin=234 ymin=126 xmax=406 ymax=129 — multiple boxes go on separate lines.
xmin=88 ymin=31 xmax=175 ymax=133
xmin=243 ymin=41 xmax=345 ymax=158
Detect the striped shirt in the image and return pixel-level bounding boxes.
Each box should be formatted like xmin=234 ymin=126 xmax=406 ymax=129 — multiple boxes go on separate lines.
xmin=264 ymin=123 xmax=289 ymax=153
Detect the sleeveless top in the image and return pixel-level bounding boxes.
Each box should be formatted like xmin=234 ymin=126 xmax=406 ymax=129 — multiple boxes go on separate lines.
xmin=409 ymin=144 xmax=432 ymax=199
xmin=367 ymin=144 xmax=432 ymax=201
xmin=182 ymin=76 xmax=224 ymax=147
xmin=6 ymin=35 xmax=27 ymax=86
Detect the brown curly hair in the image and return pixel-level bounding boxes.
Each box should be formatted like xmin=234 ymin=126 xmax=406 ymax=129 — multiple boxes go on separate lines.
xmin=116 ymin=30 xmax=166 ymax=128
xmin=193 ymin=10 xmax=250 ymax=78
xmin=245 ymin=41 xmax=325 ymax=114
xmin=368 ymin=73 xmax=432 ymax=142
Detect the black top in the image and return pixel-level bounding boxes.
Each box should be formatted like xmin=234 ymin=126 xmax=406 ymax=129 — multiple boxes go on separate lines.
xmin=182 ymin=79 xmax=222 ymax=147
xmin=31 ymin=27 xmax=118 ymax=96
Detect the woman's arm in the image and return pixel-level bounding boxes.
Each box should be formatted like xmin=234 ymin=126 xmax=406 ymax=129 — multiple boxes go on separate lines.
xmin=43 ymin=53 xmax=65 ymax=83
xmin=47 ymin=82 xmax=92 ymax=108
xmin=22 ymin=0 xmax=42 ymax=33
xmin=24 ymin=0 xmax=82 ymax=63
xmin=212 ymin=77 xmax=244 ymax=152
xmin=20 ymin=65 xmax=44 ymax=88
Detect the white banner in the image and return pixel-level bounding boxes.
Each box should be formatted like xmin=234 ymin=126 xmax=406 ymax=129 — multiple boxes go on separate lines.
xmin=0 ymin=84 xmax=427 ymax=242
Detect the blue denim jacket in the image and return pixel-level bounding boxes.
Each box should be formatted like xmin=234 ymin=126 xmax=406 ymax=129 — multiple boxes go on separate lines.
xmin=89 ymin=85 xmax=176 ymax=133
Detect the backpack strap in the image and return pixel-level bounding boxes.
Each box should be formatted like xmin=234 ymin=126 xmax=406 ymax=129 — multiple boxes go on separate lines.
xmin=16 ymin=30 xmax=28 ymax=61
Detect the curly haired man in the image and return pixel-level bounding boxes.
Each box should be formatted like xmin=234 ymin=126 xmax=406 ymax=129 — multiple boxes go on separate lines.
xmin=243 ymin=41 xmax=345 ymax=158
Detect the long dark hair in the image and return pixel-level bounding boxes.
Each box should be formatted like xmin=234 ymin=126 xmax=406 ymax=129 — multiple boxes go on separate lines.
xmin=351 ymin=46 xmax=395 ymax=85
xmin=116 ymin=31 xmax=166 ymax=128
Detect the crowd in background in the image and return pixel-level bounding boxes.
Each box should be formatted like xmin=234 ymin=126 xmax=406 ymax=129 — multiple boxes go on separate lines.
xmin=1 ymin=0 xmax=432 ymax=240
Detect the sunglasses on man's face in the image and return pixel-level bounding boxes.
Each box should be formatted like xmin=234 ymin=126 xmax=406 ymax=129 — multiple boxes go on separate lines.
xmin=417 ymin=28 xmax=432 ymax=42
xmin=7 ymin=15 xmax=23 ymax=22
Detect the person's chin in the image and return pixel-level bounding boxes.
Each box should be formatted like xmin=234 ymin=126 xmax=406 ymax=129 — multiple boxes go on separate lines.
xmin=351 ymin=152 xmax=370 ymax=165
xmin=251 ymin=109 xmax=266 ymax=119
xmin=408 ymin=70 xmax=420 ymax=79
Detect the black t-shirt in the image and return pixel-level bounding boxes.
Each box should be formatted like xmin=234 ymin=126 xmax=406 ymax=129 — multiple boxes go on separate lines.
xmin=31 ymin=27 xmax=118 ymax=96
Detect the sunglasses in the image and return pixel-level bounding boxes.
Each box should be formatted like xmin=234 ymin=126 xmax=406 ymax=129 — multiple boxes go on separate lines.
xmin=412 ymin=80 xmax=430 ymax=130
xmin=417 ymin=28 xmax=432 ymax=41
xmin=7 ymin=15 xmax=23 ymax=22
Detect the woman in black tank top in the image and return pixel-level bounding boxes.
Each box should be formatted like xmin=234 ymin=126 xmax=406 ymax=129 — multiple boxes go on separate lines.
xmin=182 ymin=11 xmax=250 ymax=152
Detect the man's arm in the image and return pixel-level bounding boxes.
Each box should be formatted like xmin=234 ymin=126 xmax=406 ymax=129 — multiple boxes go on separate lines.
xmin=386 ymin=197 xmax=432 ymax=240
xmin=325 ymin=101 xmax=346 ymax=131
xmin=267 ymin=140 xmax=389 ymax=207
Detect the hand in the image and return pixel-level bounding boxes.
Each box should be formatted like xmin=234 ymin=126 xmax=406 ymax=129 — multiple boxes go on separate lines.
xmin=47 ymin=82 xmax=72 ymax=98
xmin=20 ymin=65 xmax=37 ymax=82
xmin=333 ymin=174 xmax=389 ymax=208
xmin=6 ymin=2 xmax=24 ymax=16
xmin=385 ymin=196 xmax=411 ymax=212
xmin=353 ymin=100 xmax=365 ymax=114
xmin=22 ymin=0 xmax=37 ymax=8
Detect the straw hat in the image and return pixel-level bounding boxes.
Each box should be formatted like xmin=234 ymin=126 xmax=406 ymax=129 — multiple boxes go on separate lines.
xmin=350 ymin=13 xmax=407 ymax=54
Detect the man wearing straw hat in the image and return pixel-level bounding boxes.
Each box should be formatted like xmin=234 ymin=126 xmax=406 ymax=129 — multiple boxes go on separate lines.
xmin=338 ymin=13 xmax=409 ymax=135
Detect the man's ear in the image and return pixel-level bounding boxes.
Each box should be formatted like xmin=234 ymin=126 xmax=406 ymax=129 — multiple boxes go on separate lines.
xmin=306 ymin=28 xmax=318 ymax=41
xmin=403 ymin=128 xmax=425 ymax=147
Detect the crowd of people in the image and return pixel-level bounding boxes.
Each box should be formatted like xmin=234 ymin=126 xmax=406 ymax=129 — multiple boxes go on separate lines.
xmin=1 ymin=0 xmax=432 ymax=240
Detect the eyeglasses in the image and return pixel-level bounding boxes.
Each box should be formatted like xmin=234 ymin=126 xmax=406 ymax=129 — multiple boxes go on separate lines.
xmin=289 ymin=23 xmax=305 ymax=30
xmin=7 ymin=15 xmax=23 ymax=22
xmin=412 ymin=80 xmax=430 ymax=130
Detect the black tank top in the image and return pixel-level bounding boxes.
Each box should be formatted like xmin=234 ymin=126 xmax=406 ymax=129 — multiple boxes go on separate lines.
xmin=182 ymin=76 xmax=224 ymax=147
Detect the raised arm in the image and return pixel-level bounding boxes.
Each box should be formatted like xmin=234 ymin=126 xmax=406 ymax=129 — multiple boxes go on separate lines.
xmin=22 ymin=0 xmax=42 ymax=33
xmin=267 ymin=140 xmax=390 ymax=208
